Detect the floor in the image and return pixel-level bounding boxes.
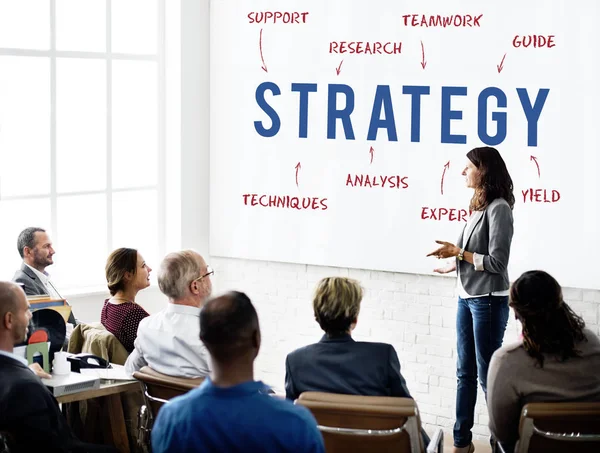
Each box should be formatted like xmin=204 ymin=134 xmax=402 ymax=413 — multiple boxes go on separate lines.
xmin=442 ymin=437 xmax=492 ymax=453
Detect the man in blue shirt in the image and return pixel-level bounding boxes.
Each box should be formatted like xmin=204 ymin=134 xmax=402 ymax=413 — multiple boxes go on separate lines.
xmin=151 ymin=291 xmax=324 ymax=453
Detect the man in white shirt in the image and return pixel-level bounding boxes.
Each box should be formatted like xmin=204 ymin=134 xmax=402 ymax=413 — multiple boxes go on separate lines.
xmin=125 ymin=250 xmax=213 ymax=378
xmin=12 ymin=227 xmax=76 ymax=326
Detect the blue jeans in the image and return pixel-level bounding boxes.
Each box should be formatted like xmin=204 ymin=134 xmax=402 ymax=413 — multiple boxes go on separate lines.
xmin=454 ymin=296 xmax=509 ymax=448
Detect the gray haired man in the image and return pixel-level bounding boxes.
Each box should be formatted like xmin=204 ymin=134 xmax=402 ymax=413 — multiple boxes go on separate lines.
xmin=125 ymin=250 xmax=213 ymax=377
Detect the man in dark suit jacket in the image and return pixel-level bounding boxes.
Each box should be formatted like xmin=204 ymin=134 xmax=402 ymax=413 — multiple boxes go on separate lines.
xmin=285 ymin=333 xmax=411 ymax=400
xmin=285 ymin=277 xmax=430 ymax=446
xmin=12 ymin=227 xmax=76 ymax=325
xmin=13 ymin=262 xmax=53 ymax=295
xmin=0 ymin=281 xmax=112 ymax=453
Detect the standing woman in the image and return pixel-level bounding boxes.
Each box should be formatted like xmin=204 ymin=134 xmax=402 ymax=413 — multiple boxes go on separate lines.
xmin=101 ymin=248 xmax=152 ymax=353
xmin=427 ymin=146 xmax=515 ymax=453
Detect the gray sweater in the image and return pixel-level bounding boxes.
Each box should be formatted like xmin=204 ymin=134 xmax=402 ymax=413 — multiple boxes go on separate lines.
xmin=487 ymin=328 xmax=600 ymax=451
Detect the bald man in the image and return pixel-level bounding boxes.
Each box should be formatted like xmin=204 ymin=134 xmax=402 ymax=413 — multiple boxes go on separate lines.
xmin=151 ymin=291 xmax=324 ymax=453
xmin=0 ymin=282 xmax=114 ymax=453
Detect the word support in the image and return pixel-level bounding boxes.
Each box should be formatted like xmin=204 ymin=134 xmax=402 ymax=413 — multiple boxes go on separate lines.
xmin=247 ymin=11 xmax=309 ymax=24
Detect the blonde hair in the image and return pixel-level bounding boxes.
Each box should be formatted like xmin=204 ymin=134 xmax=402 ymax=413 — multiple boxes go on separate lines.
xmin=313 ymin=277 xmax=363 ymax=336
xmin=158 ymin=250 xmax=204 ymax=300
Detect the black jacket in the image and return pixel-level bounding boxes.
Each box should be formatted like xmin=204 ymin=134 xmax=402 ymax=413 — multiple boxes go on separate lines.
xmin=285 ymin=334 xmax=430 ymax=447
xmin=12 ymin=263 xmax=77 ymax=325
xmin=285 ymin=334 xmax=412 ymax=401
xmin=12 ymin=263 xmax=49 ymax=296
xmin=0 ymin=354 xmax=84 ymax=453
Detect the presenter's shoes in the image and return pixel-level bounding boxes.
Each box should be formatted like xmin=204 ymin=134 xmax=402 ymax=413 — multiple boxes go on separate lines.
xmin=452 ymin=443 xmax=475 ymax=453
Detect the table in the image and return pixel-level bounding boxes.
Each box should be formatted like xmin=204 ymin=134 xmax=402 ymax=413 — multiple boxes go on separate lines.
xmin=58 ymin=380 xmax=140 ymax=453
xmin=57 ymin=380 xmax=139 ymax=404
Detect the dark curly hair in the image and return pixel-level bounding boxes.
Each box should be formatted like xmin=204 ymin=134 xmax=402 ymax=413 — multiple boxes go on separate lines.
xmin=467 ymin=147 xmax=515 ymax=211
xmin=510 ymin=270 xmax=587 ymax=368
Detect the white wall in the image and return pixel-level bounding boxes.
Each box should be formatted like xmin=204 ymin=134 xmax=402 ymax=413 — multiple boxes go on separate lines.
xmin=179 ymin=0 xmax=600 ymax=441
xmin=180 ymin=0 xmax=209 ymax=256
xmin=209 ymin=257 xmax=600 ymax=438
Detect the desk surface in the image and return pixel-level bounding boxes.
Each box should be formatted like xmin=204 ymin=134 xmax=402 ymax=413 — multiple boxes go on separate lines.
xmin=56 ymin=380 xmax=139 ymax=404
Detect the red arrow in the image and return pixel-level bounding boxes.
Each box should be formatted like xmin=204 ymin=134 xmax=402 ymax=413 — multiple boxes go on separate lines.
xmin=369 ymin=146 xmax=374 ymax=164
xmin=420 ymin=40 xmax=427 ymax=69
xmin=259 ymin=29 xmax=268 ymax=72
xmin=336 ymin=60 xmax=344 ymax=75
xmin=497 ymin=53 xmax=506 ymax=73
xmin=530 ymin=155 xmax=540 ymax=178
xmin=441 ymin=161 xmax=450 ymax=195
xmin=295 ymin=162 xmax=301 ymax=187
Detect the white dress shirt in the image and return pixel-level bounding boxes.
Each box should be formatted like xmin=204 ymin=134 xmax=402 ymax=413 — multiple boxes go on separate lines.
xmin=0 ymin=349 xmax=29 ymax=366
xmin=125 ymin=303 xmax=211 ymax=378
xmin=26 ymin=264 xmax=62 ymax=299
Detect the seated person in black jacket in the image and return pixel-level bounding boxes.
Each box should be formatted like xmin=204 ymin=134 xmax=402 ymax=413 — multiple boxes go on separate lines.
xmin=285 ymin=276 xmax=429 ymax=445
xmin=0 ymin=281 xmax=114 ymax=453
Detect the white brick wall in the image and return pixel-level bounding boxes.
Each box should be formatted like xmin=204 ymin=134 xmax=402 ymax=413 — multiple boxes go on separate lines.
xmin=211 ymin=257 xmax=600 ymax=441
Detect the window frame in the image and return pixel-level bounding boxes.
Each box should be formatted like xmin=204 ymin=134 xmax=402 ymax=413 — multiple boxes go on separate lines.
xmin=0 ymin=0 xmax=167 ymax=293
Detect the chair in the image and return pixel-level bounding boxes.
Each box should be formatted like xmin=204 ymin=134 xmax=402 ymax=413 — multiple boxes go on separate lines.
xmin=0 ymin=431 xmax=13 ymax=453
xmin=496 ymin=402 xmax=600 ymax=453
xmin=296 ymin=392 xmax=443 ymax=453
xmin=67 ymin=322 xmax=128 ymax=365
xmin=132 ymin=366 xmax=204 ymax=450
xmin=65 ymin=322 xmax=135 ymax=447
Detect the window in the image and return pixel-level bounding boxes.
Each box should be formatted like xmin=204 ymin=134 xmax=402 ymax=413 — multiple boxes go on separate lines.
xmin=0 ymin=0 xmax=166 ymax=293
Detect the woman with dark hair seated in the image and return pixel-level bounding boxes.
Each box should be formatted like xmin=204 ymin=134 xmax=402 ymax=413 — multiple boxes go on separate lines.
xmin=100 ymin=248 xmax=152 ymax=353
xmin=487 ymin=270 xmax=600 ymax=452
xmin=285 ymin=277 xmax=429 ymax=445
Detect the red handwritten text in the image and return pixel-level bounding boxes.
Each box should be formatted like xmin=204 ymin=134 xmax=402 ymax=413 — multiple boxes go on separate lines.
xmin=329 ymin=41 xmax=402 ymax=55
xmin=248 ymin=12 xmax=309 ymax=24
xmin=421 ymin=207 xmax=470 ymax=222
xmin=513 ymin=35 xmax=555 ymax=48
xmin=346 ymin=174 xmax=409 ymax=189
xmin=402 ymin=14 xmax=483 ymax=28
xmin=243 ymin=194 xmax=328 ymax=210
xmin=522 ymin=189 xmax=560 ymax=203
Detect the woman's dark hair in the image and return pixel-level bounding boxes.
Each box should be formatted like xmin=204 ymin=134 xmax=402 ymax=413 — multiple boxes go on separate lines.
xmin=105 ymin=248 xmax=138 ymax=296
xmin=467 ymin=146 xmax=515 ymax=211
xmin=510 ymin=270 xmax=587 ymax=367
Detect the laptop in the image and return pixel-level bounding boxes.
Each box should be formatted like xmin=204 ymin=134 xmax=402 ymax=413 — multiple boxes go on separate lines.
xmin=42 ymin=372 xmax=101 ymax=397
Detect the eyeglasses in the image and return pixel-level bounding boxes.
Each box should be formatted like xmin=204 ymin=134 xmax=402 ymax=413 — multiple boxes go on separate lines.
xmin=193 ymin=265 xmax=214 ymax=283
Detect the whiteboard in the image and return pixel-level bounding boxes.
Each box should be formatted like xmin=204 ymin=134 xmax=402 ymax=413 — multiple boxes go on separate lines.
xmin=210 ymin=0 xmax=600 ymax=290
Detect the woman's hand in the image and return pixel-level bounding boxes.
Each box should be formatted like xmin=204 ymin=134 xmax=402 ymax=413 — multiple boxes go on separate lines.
xmin=427 ymin=240 xmax=460 ymax=259
xmin=433 ymin=261 xmax=457 ymax=274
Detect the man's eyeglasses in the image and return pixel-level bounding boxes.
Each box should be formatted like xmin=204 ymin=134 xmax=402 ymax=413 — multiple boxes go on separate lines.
xmin=193 ymin=265 xmax=214 ymax=283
